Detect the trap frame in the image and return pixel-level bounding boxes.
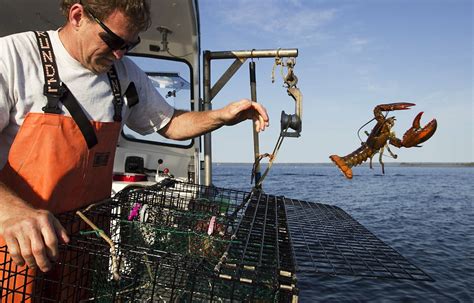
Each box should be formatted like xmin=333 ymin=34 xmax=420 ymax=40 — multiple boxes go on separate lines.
xmin=1 ymin=179 xmax=431 ymax=302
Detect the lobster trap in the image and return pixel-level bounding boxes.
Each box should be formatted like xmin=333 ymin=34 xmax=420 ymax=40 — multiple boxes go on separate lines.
xmin=0 ymin=179 xmax=297 ymax=302
xmin=0 ymin=179 xmax=432 ymax=302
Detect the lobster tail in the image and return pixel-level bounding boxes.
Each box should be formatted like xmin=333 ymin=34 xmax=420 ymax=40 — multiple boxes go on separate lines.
xmin=329 ymin=155 xmax=353 ymax=179
xmin=330 ymin=144 xmax=374 ymax=179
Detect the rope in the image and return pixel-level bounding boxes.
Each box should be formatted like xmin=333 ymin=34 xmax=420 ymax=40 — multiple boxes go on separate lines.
xmin=251 ymin=153 xmax=272 ymax=184
xmin=251 ymin=125 xmax=289 ymax=189
xmin=271 ymin=57 xmax=282 ymax=83
xmin=76 ymin=210 xmax=121 ymax=281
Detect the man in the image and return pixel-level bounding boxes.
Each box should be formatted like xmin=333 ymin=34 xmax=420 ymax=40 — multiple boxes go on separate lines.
xmin=0 ymin=0 xmax=268 ymax=283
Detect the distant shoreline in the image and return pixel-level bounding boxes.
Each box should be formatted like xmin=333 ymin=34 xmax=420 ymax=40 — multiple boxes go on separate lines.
xmin=398 ymin=162 xmax=474 ymax=167
xmin=214 ymin=162 xmax=474 ymax=167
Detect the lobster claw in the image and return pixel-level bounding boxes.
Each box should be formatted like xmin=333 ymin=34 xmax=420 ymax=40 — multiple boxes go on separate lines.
xmin=376 ymin=102 xmax=415 ymax=111
xmin=401 ymin=112 xmax=437 ymax=147
xmin=374 ymin=102 xmax=415 ymax=116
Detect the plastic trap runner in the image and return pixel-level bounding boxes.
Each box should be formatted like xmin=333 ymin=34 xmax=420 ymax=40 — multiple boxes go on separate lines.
xmin=0 ymin=179 xmax=431 ymax=302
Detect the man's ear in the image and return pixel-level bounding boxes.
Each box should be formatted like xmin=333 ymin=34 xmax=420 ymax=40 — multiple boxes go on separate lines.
xmin=68 ymin=3 xmax=87 ymax=28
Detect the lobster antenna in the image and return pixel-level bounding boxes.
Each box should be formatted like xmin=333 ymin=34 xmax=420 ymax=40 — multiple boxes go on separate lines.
xmin=357 ymin=117 xmax=376 ymax=142
xmin=357 ymin=109 xmax=392 ymax=142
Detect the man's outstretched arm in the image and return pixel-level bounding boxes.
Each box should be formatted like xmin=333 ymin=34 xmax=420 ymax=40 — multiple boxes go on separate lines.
xmin=159 ymin=99 xmax=269 ymax=140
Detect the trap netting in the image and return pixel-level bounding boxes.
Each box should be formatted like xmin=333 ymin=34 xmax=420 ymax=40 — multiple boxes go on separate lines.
xmin=0 ymin=179 xmax=298 ymax=302
xmin=283 ymin=198 xmax=433 ymax=281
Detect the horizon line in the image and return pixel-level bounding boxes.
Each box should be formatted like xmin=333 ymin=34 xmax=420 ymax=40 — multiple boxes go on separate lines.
xmin=214 ymin=162 xmax=474 ymax=166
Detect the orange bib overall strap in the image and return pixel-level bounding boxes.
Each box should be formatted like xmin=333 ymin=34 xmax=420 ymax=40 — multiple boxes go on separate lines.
xmin=0 ymin=31 xmax=124 ymax=302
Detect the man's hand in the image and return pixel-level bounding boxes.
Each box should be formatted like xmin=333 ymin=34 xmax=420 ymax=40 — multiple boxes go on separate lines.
xmin=0 ymin=206 xmax=69 ymax=272
xmin=219 ymin=99 xmax=269 ymax=132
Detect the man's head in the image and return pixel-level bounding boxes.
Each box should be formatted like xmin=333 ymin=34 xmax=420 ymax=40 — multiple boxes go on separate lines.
xmin=59 ymin=0 xmax=151 ymax=74
xmin=60 ymin=0 xmax=151 ymax=33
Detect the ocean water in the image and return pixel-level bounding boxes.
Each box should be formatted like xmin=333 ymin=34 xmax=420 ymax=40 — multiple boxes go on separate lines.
xmin=212 ymin=163 xmax=473 ymax=303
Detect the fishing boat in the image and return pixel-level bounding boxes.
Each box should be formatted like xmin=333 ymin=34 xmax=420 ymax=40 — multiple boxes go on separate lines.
xmin=0 ymin=1 xmax=432 ymax=301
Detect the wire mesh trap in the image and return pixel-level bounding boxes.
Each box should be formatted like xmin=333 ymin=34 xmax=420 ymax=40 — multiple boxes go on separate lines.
xmin=283 ymin=198 xmax=433 ymax=282
xmin=0 ymin=180 xmax=298 ymax=302
xmin=0 ymin=179 xmax=432 ymax=302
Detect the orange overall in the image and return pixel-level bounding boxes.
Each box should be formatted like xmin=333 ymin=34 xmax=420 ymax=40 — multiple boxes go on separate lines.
xmin=0 ymin=31 xmax=122 ymax=302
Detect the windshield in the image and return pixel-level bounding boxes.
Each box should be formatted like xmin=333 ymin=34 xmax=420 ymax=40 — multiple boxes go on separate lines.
xmin=123 ymin=56 xmax=193 ymax=147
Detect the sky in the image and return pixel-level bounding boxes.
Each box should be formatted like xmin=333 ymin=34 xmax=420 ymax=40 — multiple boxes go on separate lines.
xmin=199 ymin=0 xmax=473 ymax=163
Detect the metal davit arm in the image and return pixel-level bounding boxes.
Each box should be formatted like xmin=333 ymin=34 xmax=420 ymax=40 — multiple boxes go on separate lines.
xmin=202 ymin=48 xmax=299 ymax=186
xmin=209 ymin=49 xmax=298 ymax=60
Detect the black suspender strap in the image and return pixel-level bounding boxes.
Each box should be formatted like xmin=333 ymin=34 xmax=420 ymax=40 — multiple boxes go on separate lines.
xmin=60 ymin=84 xmax=98 ymax=149
xmin=34 ymin=31 xmax=64 ymax=114
xmin=107 ymin=66 xmax=123 ymax=122
xmin=34 ymin=31 xmax=98 ymax=149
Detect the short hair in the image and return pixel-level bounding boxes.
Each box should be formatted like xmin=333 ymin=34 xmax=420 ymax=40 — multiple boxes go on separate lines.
xmin=60 ymin=0 xmax=152 ymax=32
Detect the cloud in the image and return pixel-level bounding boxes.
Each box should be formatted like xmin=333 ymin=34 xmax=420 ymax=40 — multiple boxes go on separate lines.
xmin=349 ymin=37 xmax=369 ymax=52
xmin=288 ymin=0 xmax=303 ymax=7
xmin=209 ymin=0 xmax=338 ymax=45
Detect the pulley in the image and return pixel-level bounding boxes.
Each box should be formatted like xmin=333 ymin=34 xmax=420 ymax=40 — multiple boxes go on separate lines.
xmin=273 ymin=57 xmax=303 ymax=137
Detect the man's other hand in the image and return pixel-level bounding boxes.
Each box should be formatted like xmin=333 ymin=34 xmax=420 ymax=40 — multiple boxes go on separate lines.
xmin=0 ymin=207 xmax=70 ymax=272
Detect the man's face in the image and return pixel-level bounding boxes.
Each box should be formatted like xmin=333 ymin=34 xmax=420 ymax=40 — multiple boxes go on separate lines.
xmin=79 ymin=9 xmax=140 ymax=74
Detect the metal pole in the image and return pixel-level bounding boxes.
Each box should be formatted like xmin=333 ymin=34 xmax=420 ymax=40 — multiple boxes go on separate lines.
xmin=203 ymin=51 xmax=212 ymax=186
xmin=209 ymin=49 xmax=298 ymax=60
xmin=249 ymin=61 xmax=261 ymax=188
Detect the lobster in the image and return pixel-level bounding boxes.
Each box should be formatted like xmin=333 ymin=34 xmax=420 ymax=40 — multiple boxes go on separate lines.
xmin=330 ymin=102 xmax=437 ymax=179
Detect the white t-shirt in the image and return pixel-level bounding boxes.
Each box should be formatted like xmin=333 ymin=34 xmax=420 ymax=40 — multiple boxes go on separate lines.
xmin=0 ymin=30 xmax=174 ymax=168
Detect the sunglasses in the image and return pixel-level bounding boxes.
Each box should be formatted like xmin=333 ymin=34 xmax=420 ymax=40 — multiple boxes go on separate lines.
xmin=82 ymin=4 xmax=141 ymax=52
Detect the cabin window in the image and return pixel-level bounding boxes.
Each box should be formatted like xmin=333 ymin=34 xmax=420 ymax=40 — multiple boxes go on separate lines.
xmin=122 ymin=56 xmax=193 ymax=147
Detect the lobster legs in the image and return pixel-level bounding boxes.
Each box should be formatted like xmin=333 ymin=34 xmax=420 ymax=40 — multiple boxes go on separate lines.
xmin=371 ymin=143 xmax=398 ymax=174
